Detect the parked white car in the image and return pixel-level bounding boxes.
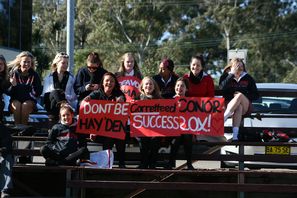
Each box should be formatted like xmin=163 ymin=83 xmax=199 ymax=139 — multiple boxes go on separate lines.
xmin=221 ymin=83 xmax=297 ymax=168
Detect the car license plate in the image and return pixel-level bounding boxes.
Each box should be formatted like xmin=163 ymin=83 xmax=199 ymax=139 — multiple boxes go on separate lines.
xmin=265 ymin=146 xmax=290 ymax=155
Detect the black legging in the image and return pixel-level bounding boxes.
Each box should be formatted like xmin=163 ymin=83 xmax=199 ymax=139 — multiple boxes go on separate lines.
xmin=44 ymin=90 xmax=66 ymax=120
xmin=0 ymin=99 xmax=4 ymax=122
xmin=139 ymin=137 xmax=160 ymax=169
xmin=102 ymin=137 xmax=126 ymax=167
xmin=40 ymin=145 xmax=89 ymax=165
xmin=169 ymin=134 xmax=193 ymax=167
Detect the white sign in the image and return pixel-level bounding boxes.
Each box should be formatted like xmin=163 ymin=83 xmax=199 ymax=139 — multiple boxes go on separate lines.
xmin=228 ymin=49 xmax=248 ymax=64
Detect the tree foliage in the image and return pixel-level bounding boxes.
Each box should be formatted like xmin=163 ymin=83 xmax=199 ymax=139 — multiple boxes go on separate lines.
xmin=32 ymin=0 xmax=297 ymax=85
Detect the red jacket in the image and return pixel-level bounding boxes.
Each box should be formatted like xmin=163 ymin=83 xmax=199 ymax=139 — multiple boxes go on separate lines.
xmin=183 ymin=72 xmax=215 ymax=97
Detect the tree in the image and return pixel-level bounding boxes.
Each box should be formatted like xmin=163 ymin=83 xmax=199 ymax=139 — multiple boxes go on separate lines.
xmin=74 ymin=0 xmax=182 ymax=73
xmin=204 ymin=0 xmax=297 ymax=83
xmin=32 ymin=0 xmax=67 ymax=72
xmin=32 ymin=0 xmax=297 ymax=84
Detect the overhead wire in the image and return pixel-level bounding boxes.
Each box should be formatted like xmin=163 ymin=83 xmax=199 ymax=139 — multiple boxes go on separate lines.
xmin=85 ymin=30 xmax=297 ymax=49
xmin=79 ymin=0 xmax=297 ymax=49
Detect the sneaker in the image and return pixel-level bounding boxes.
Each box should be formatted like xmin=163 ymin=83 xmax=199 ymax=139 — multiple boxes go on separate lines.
xmin=164 ymin=162 xmax=174 ymax=170
xmin=18 ymin=156 xmax=32 ymax=164
xmin=1 ymin=191 xmax=10 ymax=198
xmin=80 ymin=159 xmax=97 ymax=166
xmin=149 ymin=164 xmax=156 ymax=169
xmin=231 ymin=139 xmax=239 ymax=142
xmin=186 ymin=164 xmax=195 ymax=170
xmin=45 ymin=158 xmax=59 ymax=166
xmin=137 ymin=164 xmax=148 ymax=169
xmin=119 ymin=164 xmax=126 ymax=168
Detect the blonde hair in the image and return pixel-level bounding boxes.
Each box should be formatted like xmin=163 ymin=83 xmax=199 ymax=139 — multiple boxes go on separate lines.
xmin=224 ymin=57 xmax=246 ymax=73
xmin=50 ymin=52 xmax=69 ymax=72
xmin=118 ymin=52 xmax=141 ymax=77
xmin=139 ymin=76 xmax=161 ymax=98
xmin=8 ymin=51 xmax=35 ymax=71
xmin=230 ymin=58 xmax=246 ymax=72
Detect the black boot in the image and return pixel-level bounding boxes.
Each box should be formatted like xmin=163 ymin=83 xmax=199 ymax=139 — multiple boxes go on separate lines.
xmin=186 ymin=162 xmax=195 ymax=170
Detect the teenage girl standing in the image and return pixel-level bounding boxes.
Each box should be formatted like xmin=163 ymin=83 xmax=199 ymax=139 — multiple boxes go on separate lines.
xmin=168 ymin=77 xmax=194 ymax=170
xmin=138 ymin=77 xmax=162 ymax=169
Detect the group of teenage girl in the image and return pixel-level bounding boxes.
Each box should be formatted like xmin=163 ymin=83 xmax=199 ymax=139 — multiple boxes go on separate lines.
xmin=0 ymin=51 xmax=258 ymax=170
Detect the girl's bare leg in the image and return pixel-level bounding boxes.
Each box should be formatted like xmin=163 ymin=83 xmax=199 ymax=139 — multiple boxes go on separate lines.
xmin=21 ymin=100 xmax=35 ymax=125
xmin=11 ymin=100 xmax=22 ymax=125
xmin=224 ymin=93 xmax=250 ymax=140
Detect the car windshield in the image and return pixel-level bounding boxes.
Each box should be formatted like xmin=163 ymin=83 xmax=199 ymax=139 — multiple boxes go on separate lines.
xmin=252 ymin=97 xmax=297 ymax=114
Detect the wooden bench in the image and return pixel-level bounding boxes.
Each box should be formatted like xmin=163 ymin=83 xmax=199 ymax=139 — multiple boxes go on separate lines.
xmin=7 ymin=139 xmax=297 ymax=197
xmin=65 ymin=141 xmax=297 ymax=198
xmin=11 ymin=161 xmax=297 ymax=197
xmin=66 ymin=168 xmax=297 ymax=198
xmin=12 ymin=164 xmax=79 ymax=197
xmin=10 ymin=136 xmax=297 ymax=164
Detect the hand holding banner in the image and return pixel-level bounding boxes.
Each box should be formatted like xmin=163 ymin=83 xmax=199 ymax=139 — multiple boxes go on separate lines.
xmin=76 ymin=100 xmax=129 ymax=140
xmin=76 ymin=97 xmax=224 ymax=139
xmin=117 ymin=76 xmax=141 ymax=102
xmin=130 ymin=99 xmax=180 ymax=137
xmin=130 ymin=97 xmax=224 ymax=137
xmin=176 ymin=97 xmax=224 ymax=136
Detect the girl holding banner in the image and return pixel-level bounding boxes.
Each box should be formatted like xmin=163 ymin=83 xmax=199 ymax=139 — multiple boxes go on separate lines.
xmin=85 ymin=72 xmax=127 ymax=168
xmin=116 ymin=53 xmax=142 ymax=82
xmin=115 ymin=52 xmax=142 ymax=102
xmin=176 ymin=54 xmax=215 ymax=169
xmin=115 ymin=53 xmax=143 ymax=153
xmin=137 ymin=77 xmax=162 ymax=169
xmin=168 ymin=77 xmax=195 ymax=170
xmin=153 ymin=58 xmax=179 ymax=165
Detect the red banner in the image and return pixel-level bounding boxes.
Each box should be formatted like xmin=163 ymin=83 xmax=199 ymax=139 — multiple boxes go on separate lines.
xmin=76 ymin=98 xmax=224 ymax=139
xmin=130 ymin=98 xmax=224 ymax=137
xmin=76 ymin=100 xmax=129 ymax=140
xmin=176 ymin=97 xmax=224 ymax=136
xmin=117 ymin=76 xmax=141 ymax=102
xmin=130 ymin=99 xmax=180 ymax=137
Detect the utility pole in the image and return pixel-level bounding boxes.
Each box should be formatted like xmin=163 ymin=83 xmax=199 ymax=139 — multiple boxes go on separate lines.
xmin=66 ymin=0 xmax=74 ymax=73
xmin=225 ymin=31 xmax=230 ymax=51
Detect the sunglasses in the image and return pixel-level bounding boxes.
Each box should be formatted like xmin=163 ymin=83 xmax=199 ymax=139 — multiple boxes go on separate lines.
xmin=87 ymin=66 xmax=98 ymax=70
xmin=57 ymin=52 xmax=69 ymax=58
